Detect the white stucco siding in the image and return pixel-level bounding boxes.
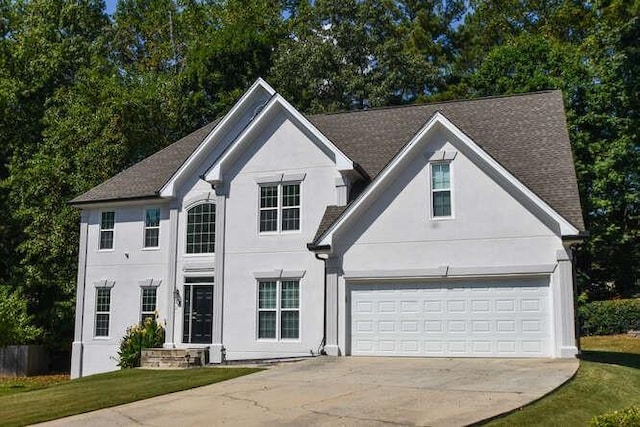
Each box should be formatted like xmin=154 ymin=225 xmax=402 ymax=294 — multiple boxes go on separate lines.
xmin=333 ymin=130 xmax=575 ymax=359
xmin=219 ymin=112 xmax=338 ymax=359
xmin=78 ymin=206 xmax=170 ymax=377
xmin=222 ymin=253 xmax=325 ymax=359
xmin=338 ymin=133 xmax=563 ymax=269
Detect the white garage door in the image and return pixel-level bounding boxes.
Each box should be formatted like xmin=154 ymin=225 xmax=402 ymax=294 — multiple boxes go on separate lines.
xmin=350 ymin=278 xmax=551 ymax=357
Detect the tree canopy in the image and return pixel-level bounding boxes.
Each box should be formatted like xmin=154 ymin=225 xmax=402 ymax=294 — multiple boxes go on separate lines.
xmin=0 ymin=0 xmax=637 ymax=348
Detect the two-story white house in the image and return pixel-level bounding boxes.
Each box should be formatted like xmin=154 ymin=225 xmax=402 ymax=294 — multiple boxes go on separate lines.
xmin=69 ymin=79 xmax=585 ymax=378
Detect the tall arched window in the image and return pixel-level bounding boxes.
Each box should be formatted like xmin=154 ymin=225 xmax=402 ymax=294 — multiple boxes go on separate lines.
xmin=186 ymin=203 xmax=215 ymax=254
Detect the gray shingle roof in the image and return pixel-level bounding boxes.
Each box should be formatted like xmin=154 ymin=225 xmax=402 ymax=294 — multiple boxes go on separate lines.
xmin=69 ymin=120 xmax=221 ymax=204
xmin=309 ymin=90 xmax=584 ymax=233
xmin=70 ymin=90 xmax=584 ymax=232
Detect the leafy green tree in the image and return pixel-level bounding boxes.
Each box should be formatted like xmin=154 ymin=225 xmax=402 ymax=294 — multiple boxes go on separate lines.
xmin=270 ymin=0 xmax=464 ymax=112
xmin=0 ymin=286 xmax=42 ymax=347
xmin=459 ymin=1 xmax=640 ymax=297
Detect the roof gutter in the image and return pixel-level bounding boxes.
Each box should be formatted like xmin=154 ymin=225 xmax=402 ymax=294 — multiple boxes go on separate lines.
xmin=67 ymin=194 xmax=163 ymax=207
xmin=561 ymin=230 xmax=589 ymax=245
xmin=306 ymin=243 xmax=331 ymax=253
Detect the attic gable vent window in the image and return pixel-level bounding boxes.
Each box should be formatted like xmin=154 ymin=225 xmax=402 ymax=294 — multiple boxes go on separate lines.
xmin=431 ymin=163 xmax=452 ymax=218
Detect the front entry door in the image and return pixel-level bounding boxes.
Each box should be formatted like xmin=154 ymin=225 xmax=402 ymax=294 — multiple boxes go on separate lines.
xmin=183 ymin=284 xmax=214 ymax=344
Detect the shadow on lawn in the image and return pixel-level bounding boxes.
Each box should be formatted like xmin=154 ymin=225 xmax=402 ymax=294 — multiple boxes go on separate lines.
xmin=580 ymin=350 xmax=640 ymax=369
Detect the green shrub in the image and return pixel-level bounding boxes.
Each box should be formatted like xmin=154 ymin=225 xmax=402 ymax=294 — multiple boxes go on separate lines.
xmin=590 ymin=406 xmax=640 ymax=426
xmin=0 ymin=286 xmax=42 ymax=347
xmin=579 ymin=298 xmax=640 ymax=336
xmin=117 ymin=316 xmax=165 ymax=368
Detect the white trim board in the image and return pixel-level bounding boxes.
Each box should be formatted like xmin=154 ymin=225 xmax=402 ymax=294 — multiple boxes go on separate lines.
xmin=316 ymin=112 xmax=579 ymax=248
xmin=159 ymin=78 xmax=276 ymax=198
xmin=204 ymin=93 xmax=355 ymax=184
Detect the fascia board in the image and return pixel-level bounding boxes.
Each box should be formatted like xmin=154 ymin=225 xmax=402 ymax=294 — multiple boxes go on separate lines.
xmin=205 ymin=94 xmax=355 ymax=183
xmin=274 ymin=95 xmax=354 ymax=171
xmin=158 ymin=78 xmax=276 ymax=198
xmin=317 ymin=112 xmax=443 ymax=246
xmin=205 ymin=95 xmax=280 ymax=183
xmin=437 ymin=114 xmax=580 ymax=236
xmin=318 ymin=112 xmax=578 ymax=246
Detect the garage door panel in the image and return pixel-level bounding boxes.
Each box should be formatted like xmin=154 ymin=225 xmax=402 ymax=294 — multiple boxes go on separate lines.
xmin=350 ymin=278 xmax=551 ymax=358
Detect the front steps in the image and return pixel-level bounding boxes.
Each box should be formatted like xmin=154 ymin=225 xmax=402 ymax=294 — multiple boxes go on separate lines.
xmin=141 ymin=348 xmax=208 ymax=369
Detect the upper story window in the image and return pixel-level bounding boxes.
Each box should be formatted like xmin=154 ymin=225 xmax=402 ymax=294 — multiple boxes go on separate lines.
xmin=431 ymin=163 xmax=452 ymax=218
xmin=144 ymin=208 xmax=161 ymax=248
xmin=186 ymin=203 xmax=215 ymax=254
xmin=99 ymin=211 xmax=115 ymax=250
xmin=259 ymin=182 xmax=300 ymax=233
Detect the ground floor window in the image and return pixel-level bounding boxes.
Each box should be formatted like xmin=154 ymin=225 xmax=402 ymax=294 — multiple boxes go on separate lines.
xmin=95 ymin=288 xmax=111 ymax=337
xmin=258 ymin=279 xmax=300 ymax=340
xmin=182 ymin=277 xmax=214 ymax=344
xmin=140 ymin=287 xmax=157 ymax=323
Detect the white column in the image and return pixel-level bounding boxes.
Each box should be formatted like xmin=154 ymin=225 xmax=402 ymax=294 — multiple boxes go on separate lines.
xmin=163 ymin=202 xmax=180 ymax=348
xmin=209 ymin=183 xmax=227 ymax=363
xmin=324 ymin=257 xmax=341 ymax=356
xmin=71 ymin=210 xmax=89 ymax=379
xmin=335 ymin=175 xmax=350 ymax=206
xmin=554 ymin=248 xmax=578 ymax=358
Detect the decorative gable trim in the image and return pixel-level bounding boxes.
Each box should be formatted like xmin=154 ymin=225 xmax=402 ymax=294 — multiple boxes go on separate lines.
xmin=159 ymin=78 xmax=276 ymax=198
xmin=204 ymin=93 xmax=355 ymax=184
xmin=314 ymin=112 xmax=579 ymax=248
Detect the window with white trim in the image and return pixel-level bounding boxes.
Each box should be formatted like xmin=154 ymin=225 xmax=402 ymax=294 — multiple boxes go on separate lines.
xmin=100 ymin=211 xmax=115 ymax=250
xmin=95 ymin=288 xmax=111 ymax=337
xmin=144 ymin=208 xmax=160 ymax=248
xmin=257 ymin=279 xmax=300 ymax=340
xmin=259 ymin=183 xmax=300 ymax=232
xmin=431 ymin=163 xmax=452 ymax=217
xmin=186 ymin=203 xmax=215 ymax=254
xmin=140 ymin=287 xmax=157 ymax=323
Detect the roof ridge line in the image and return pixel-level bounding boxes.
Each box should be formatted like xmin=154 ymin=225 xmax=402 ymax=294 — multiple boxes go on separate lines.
xmin=308 ymin=90 xmax=559 ymax=118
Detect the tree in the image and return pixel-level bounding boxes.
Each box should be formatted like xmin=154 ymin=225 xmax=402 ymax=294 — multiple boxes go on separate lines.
xmin=270 ymin=0 xmax=464 ymax=113
xmin=0 ymin=286 xmax=41 ymax=347
xmin=458 ymin=0 xmax=640 ymax=298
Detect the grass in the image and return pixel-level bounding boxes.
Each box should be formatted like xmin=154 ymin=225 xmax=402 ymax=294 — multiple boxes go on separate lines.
xmin=0 ymin=367 xmax=261 ymax=427
xmin=0 ymin=374 xmax=69 ymax=396
xmin=484 ymin=335 xmax=640 ymax=426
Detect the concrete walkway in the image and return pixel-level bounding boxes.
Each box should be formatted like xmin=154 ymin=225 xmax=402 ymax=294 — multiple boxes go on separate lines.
xmin=38 ymin=357 xmax=578 ymax=427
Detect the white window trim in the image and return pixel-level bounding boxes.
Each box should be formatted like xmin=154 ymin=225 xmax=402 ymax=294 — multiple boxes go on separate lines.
xmin=257 ymin=181 xmax=302 ymax=235
xmin=256 ymin=278 xmax=301 ymax=342
xmin=140 ymin=287 xmax=157 ymax=323
xmin=184 ymin=201 xmax=216 ymax=255
xmin=429 ymin=161 xmax=454 ymax=220
xmin=142 ymin=207 xmax=161 ymax=250
xmin=98 ymin=210 xmax=115 ymax=251
xmin=94 ymin=287 xmax=111 ymax=339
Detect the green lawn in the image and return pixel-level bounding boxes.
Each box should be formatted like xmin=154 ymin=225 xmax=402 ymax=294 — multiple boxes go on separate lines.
xmin=0 ymin=374 xmax=69 ymax=396
xmin=484 ymin=335 xmax=640 ymax=426
xmin=0 ymin=367 xmax=260 ymax=427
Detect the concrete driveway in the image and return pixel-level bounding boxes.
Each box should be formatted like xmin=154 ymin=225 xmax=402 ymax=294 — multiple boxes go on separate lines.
xmin=39 ymin=356 xmax=578 ymax=427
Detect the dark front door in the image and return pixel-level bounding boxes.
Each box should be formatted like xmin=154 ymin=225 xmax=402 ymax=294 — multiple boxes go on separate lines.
xmin=183 ymin=284 xmax=213 ymax=344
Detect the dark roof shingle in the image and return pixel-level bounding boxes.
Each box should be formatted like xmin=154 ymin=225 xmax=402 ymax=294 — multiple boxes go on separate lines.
xmin=308 ymin=90 xmax=584 ymax=231
xmin=70 ymin=120 xmax=221 ymax=204
xmin=70 ymin=91 xmax=584 ymax=232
